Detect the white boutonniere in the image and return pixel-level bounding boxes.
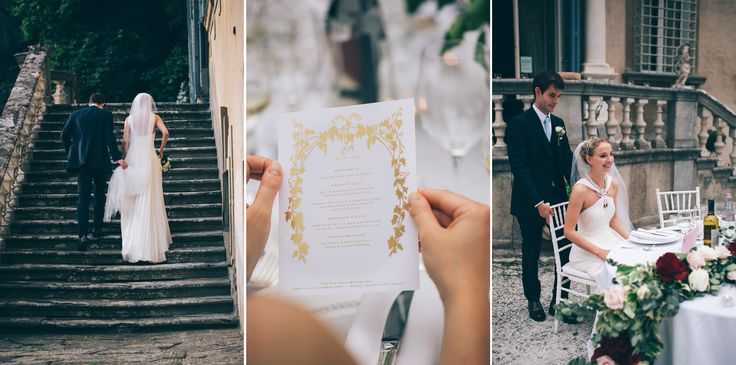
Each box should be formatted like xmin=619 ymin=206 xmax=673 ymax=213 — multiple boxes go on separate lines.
xmin=555 ymin=126 xmax=565 ymax=145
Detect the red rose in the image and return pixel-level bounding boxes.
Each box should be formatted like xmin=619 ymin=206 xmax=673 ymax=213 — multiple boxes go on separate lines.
xmin=656 ymin=252 xmax=689 ymax=283
xmin=728 ymin=240 xmax=736 ymax=257
xmin=592 ymin=332 xmax=639 ymax=365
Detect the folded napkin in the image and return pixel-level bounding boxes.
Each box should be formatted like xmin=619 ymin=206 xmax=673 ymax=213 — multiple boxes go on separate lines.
xmin=630 ymin=229 xmax=681 ymax=243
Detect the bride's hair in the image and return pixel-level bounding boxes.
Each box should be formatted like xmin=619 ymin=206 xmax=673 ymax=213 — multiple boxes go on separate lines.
xmin=579 ymin=137 xmax=610 ymax=165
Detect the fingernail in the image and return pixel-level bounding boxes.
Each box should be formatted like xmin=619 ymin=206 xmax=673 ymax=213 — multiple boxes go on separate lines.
xmin=268 ymin=162 xmax=282 ymax=176
xmin=409 ymin=192 xmax=422 ymax=207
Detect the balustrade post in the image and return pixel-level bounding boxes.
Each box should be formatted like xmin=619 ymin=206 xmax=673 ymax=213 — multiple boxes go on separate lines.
xmin=651 ymin=100 xmax=667 ymax=148
xmin=585 ymin=96 xmax=599 ymax=137
xmin=730 ymin=127 xmax=736 ymax=171
xmin=605 ymin=96 xmax=620 ymax=148
xmin=698 ymin=107 xmax=711 ymax=157
xmin=715 ymin=117 xmax=727 ymax=166
xmin=516 ymin=95 xmax=534 ymax=111
xmin=620 ymin=98 xmax=635 ymax=150
xmin=634 ymin=99 xmax=651 ymax=149
xmin=492 ymin=95 xmax=507 ymax=156
xmin=52 ymin=80 xmax=67 ymax=104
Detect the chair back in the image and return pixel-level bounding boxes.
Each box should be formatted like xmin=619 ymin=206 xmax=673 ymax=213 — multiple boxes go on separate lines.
xmin=547 ymin=201 xmax=570 ymax=274
xmin=656 ymin=187 xmax=701 ymax=228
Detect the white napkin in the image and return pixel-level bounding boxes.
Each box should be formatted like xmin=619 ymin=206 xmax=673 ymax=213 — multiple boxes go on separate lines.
xmin=630 ymin=229 xmax=681 ymax=243
xmin=345 ymin=269 xmax=444 ymax=365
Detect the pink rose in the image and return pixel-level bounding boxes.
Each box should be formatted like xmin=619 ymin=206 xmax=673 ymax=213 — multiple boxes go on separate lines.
xmin=686 ymin=251 xmax=705 ymax=270
xmin=604 ymin=285 xmax=625 ymax=310
xmin=596 ymin=355 xmax=617 ymax=365
xmin=716 ymin=245 xmax=732 ymax=260
xmin=728 ymin=270 xmax=736 ymax=281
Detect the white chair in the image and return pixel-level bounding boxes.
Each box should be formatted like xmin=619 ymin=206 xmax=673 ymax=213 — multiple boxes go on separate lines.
xmin=548 ymin=201 xmax=599 ymax=333
xmin=656 ymin=187 xmax=701 ymax=229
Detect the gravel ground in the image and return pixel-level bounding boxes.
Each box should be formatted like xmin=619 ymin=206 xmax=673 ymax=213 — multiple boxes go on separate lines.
xmin=492 ymin=248 xmax=593 ymax=365
xmin=0 ymin=329 xmax=243 ymax=364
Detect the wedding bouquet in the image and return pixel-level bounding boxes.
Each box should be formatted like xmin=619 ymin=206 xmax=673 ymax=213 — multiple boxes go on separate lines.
xmin=157 ymin=151 xmax=171 ymax=173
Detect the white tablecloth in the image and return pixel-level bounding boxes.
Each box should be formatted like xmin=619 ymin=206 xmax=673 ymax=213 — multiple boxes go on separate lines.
xmin=604 ymin=243 xmax=736 ymax=365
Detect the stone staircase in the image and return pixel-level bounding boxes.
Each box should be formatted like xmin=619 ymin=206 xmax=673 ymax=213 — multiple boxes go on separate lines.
xmin=0 ymin=103 xmax=238 ymax=332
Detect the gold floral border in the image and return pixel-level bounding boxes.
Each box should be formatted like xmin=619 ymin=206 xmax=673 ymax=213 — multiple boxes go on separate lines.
xmin=285 ymin=109 xmax=409 ymax=263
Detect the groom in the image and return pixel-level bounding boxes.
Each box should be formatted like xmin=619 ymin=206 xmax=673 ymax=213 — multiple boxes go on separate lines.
xmin=61 ymin=92 xmax=127 ymax=251
xmin=505 ymin=70 xmax=573 ymax=322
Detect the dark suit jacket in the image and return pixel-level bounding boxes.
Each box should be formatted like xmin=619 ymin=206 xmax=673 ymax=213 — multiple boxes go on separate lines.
xmin=61 ymin=106 xmax=122 ymax=173
xmin=505 ymin=107 xmax=573 ymax=219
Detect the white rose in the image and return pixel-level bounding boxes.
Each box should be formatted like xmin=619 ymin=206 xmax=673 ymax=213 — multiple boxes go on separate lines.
xmin=716 ymin=245 xmax=732 ymax=260
xmin=688 ymin=269 xmax=710 ymax=292
xmin=636 ymin=285 xmax=650 ymax=300
xmin=697 ymin=245 xmax=718 ymax=261
xmin=686 ymin=252 xmax=705 ymax=270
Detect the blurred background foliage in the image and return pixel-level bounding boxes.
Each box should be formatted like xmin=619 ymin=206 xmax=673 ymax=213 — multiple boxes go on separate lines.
xmin=2 ymin=0 xmax=188 ymax=104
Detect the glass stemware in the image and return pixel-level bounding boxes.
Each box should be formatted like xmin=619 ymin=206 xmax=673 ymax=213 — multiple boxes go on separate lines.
xmin=415 ymin=34 xmax=490 ymax=188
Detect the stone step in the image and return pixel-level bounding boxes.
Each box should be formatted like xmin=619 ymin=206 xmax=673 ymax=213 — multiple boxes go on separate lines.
xmin=20 ymin=178 xmax=220 ymax=194
xmin=30 ymin=156 xmax=218 ymax=170
xmin=26 ymin=168 xmax=220 ymax=183
xmin=43 ymin=110 xmax=212 ymax=122
xmin=2 ymin=247 xmax=226 ymax=265
xmin=46 ymin=103 xmax=210 ymax=114
xmin=32 ymin=146 xmax=217 ymax=160
xmin=0 ymin=296 xmax=233 ymax=318
xmin=35 ymin=136 xmax=216 ymax=149
xmin=40 ymin=119 xmax=212 ymax=132
xmin=0 ymin=278 xmax=230 ymax=300
xmin=13 ymin=203 xmax=222 ymax=220
xmin=0 ymin=313 xmax=238 ymax=333
xmin=18 ymin=191 xmax=222 ymax=207
xmin=9 ymin=217 xmax=222 ymax=234
xmin=4 ymin=231 xmax=224 ymax=250
xmin=0 ymin=262 xmax=229 ymax=282
xmin=37 ymin=127 xmax=214 ymax=140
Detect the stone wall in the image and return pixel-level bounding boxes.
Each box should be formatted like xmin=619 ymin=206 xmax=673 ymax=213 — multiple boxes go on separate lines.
xmin=0 ymin=45 xmax=49 ymax=251
xmin=204 ymin=1 xmax=245 ymax=331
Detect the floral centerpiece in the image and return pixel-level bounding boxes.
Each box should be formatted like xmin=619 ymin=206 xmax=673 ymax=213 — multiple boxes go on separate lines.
xmin=556 ymin=240 xmax=736 ymax=365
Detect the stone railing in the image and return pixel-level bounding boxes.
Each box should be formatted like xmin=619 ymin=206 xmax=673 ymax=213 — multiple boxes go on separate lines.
xmin=492 ymin=79 xmax=736 ymax=247
xmin=0 ymin=45 xmax=50 ymax=251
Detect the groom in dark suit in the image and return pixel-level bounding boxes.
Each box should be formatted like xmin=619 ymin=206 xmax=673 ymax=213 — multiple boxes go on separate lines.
xmin=61 ymin=92 xmax=127 ymax=251
xmin=505 ymin=70 xmax=573 ymax=322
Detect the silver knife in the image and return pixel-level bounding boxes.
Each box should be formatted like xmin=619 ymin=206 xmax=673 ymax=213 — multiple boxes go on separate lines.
xmin=377 ymin=290 xmax=414 ymax=365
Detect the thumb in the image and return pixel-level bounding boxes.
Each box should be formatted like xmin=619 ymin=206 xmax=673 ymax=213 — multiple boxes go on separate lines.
xmin=409 ymin=192 xmax=442 ymax=239
xmin=252 ymin=162 xmax=282 ymax=215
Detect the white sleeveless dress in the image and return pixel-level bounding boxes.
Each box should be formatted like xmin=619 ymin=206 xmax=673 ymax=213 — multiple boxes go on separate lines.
xmin=104 ymin=115 xmax=172 ymax=263
xmin=568 ymin=175 xmax=625 ymax=290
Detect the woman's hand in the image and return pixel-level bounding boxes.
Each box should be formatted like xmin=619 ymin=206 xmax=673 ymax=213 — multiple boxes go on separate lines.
xmin=246 ymin=155 xmax=282 ymax=281
xmin=597 ymin=248 xmax=610 ymax=260
xmin=408 ymin=188 xmax=490 ymax=301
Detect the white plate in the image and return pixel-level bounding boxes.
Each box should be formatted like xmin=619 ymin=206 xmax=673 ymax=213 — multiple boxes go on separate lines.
xmin=629 ymin=236 xmax=681 ymax=245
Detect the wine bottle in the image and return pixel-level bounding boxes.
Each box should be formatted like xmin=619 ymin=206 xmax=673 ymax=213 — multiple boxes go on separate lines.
xmin=703 ymin=199 xmax=720 ymax=247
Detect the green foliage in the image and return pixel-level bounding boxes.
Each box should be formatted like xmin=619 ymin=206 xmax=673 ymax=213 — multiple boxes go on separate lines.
xmin=0 ymin=0 xmax=22 ymax=107
xmin=558 ymin=245 xmax=736 ymax=364
xmin=12 ymin=0 xmax=187 ymax=101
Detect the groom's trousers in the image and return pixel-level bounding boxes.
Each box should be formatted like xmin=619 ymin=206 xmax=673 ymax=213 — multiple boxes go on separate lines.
xmin=77 ymin=166 xmax=108 ymax=238
xmin=517 ymin=214 xmax=570 ymax=305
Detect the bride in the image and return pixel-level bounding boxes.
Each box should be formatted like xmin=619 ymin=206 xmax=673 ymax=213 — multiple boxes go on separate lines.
xmin=564 ymin=137 xmax=632 ymax=289
xmin=104 ymin=93 xmax=172 ymax=263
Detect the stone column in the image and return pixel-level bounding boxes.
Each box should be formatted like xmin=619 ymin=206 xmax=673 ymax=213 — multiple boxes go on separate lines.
xmin=581 ymin=0 xmax=617 ymax=81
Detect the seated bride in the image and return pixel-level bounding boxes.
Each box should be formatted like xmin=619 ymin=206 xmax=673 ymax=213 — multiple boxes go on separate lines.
xmin=564 ymin=137 xmax=632 ymax=290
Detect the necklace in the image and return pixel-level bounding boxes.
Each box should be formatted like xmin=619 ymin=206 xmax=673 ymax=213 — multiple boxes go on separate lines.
xmin=586 ymin=176 xmax=610 ymax=208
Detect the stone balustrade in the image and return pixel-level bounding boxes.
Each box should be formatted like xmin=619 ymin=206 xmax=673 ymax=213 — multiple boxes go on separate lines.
xmin=492 ymin=79 xmax=736 ymax=247
xmin=0 ymin=45 xmax=50 ymax=250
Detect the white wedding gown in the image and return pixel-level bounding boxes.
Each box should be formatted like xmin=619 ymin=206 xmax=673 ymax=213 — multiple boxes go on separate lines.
xmin=104 ymin=115 xmax=172 ymax=263
xmin=568 ymin=175 xmax=625 ymax=290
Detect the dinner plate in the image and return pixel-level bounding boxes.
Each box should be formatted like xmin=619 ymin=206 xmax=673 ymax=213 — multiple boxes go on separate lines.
xmin=629 ymin=235 xmax=681 ymax=245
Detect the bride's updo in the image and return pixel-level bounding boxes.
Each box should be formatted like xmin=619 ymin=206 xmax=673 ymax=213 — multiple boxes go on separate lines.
xmin=579 ymin=137 xmax=609 ymax=165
